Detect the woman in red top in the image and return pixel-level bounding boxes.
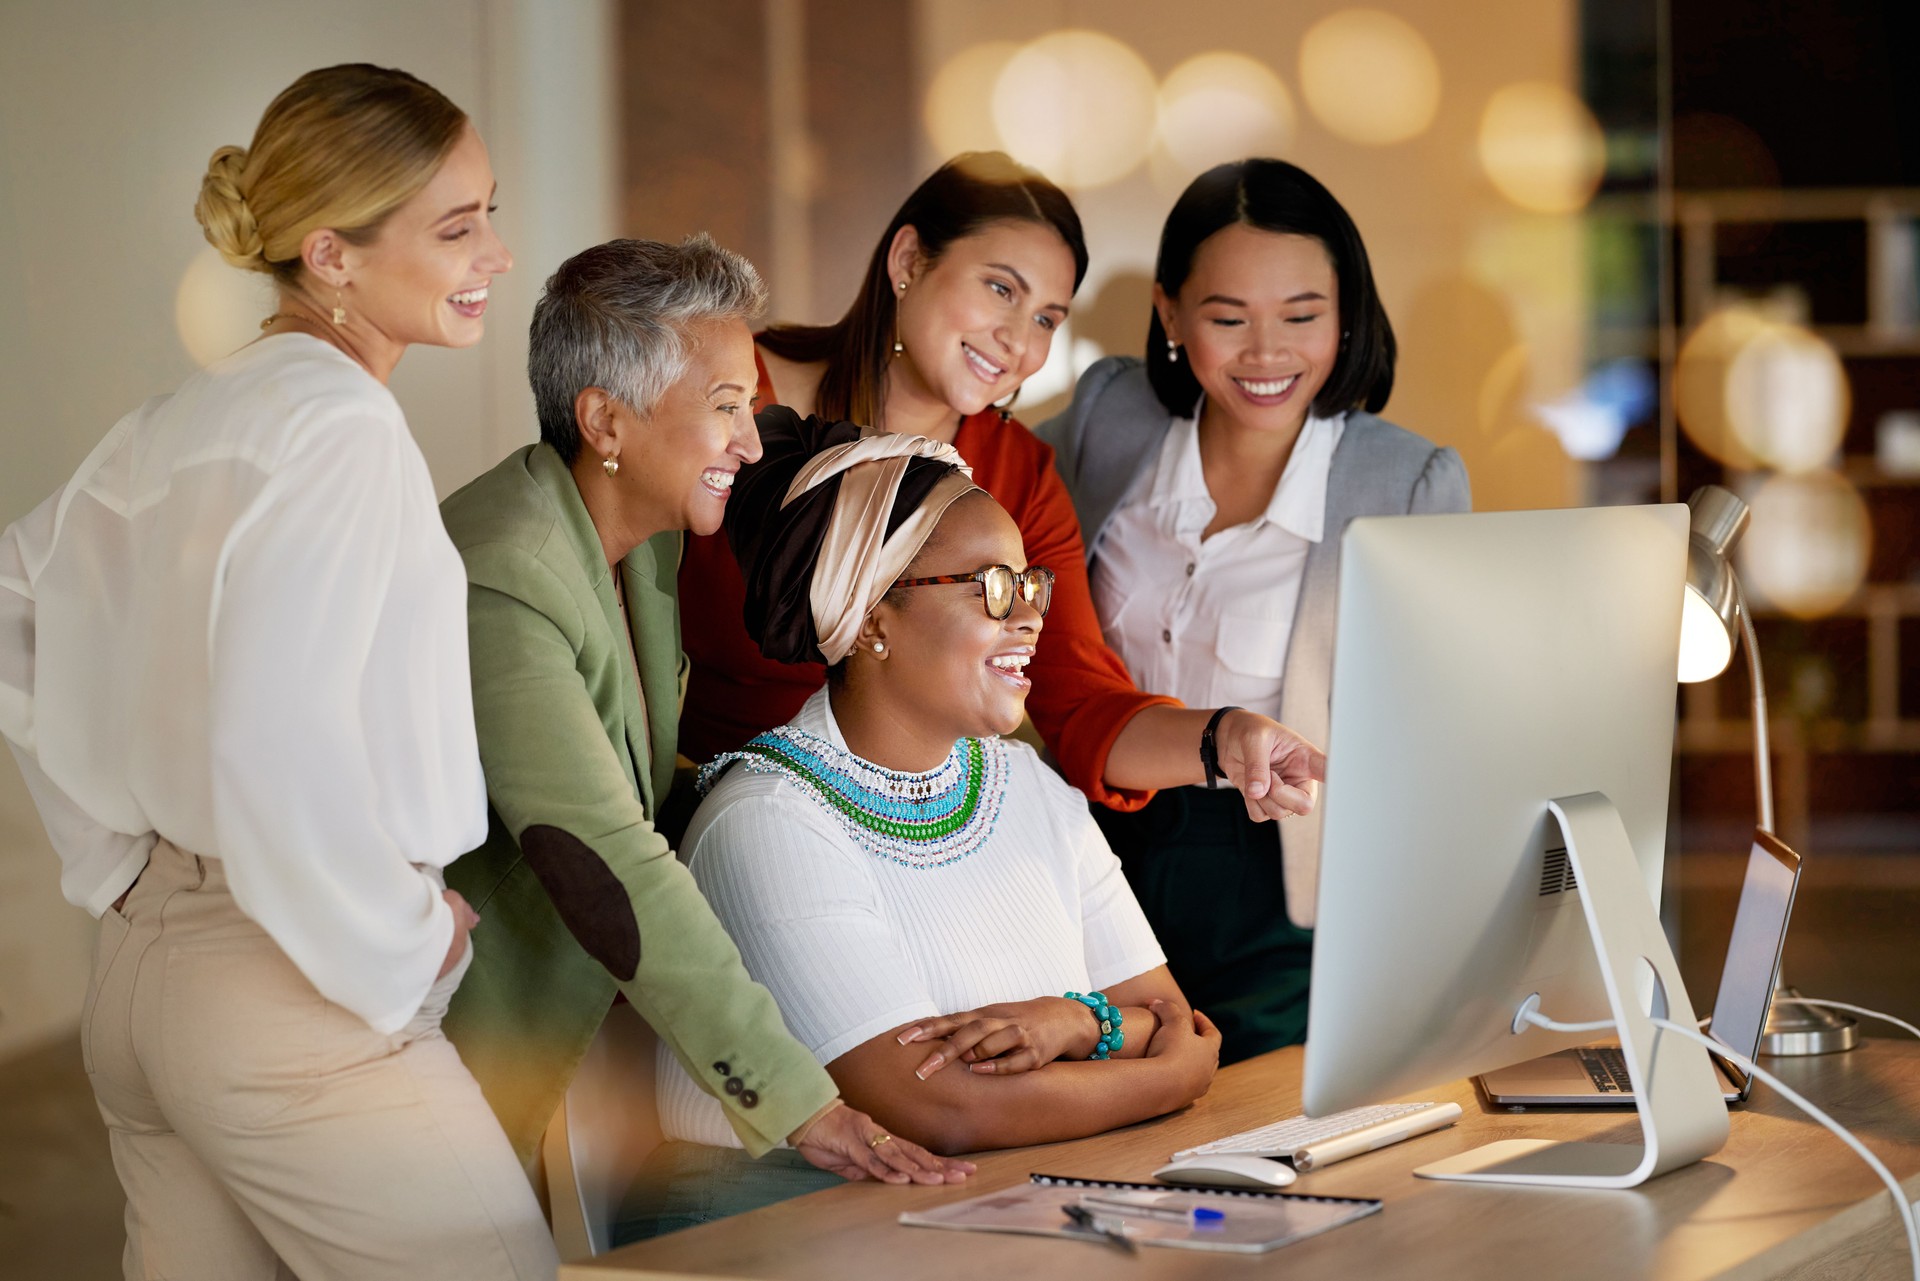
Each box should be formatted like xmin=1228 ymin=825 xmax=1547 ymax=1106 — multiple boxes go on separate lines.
xmin=679 ymin=152 xmax=1321 ymax=818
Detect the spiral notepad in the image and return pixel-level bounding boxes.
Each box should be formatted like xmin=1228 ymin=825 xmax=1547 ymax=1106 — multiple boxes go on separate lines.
xmin=897 ymin=1173 xmax=1382 ymax=1254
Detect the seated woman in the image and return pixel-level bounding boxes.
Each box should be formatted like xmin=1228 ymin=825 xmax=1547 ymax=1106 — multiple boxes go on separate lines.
xmin=627 ymin=410 xmax=1220 ymax=1237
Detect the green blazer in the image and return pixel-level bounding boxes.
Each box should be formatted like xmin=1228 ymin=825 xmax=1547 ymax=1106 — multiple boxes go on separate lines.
xmin=440 ymin=442 xmax=835 ymax=1167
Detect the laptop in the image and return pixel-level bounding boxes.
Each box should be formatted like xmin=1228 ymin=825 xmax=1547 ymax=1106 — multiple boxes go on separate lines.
xmin=1479 ymin=830 xmax=1800 ymax=1107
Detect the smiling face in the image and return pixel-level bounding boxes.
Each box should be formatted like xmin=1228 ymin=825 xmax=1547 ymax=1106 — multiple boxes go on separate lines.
xmin=333 ymin=124 xmax=512 ymax=351
xmin=869 ymin=492 xmax=1044 ymax=742
xmin=621 ymin=316 xmax=764 ymax=537
xmin=1156 ymin=223 xmax=1341 ymax=439
xmin=889 ymin=219 xmax=1076 ymax=420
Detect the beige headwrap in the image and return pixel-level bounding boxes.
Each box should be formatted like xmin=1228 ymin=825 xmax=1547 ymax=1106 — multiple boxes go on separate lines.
xmin=783 ymin=427 xmax=980 ymax=664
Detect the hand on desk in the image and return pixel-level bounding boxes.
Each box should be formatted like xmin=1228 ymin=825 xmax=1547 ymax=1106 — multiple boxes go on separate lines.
xmin=1215 ymin=710 xmax=1326 ymax=824
xmin=790 ymin=1099 xmax=975 ymax=1185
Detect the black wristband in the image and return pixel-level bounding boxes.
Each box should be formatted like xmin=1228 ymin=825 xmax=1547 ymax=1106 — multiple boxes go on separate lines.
xmin=1200 ymin=706 xmax=1241 ymax=790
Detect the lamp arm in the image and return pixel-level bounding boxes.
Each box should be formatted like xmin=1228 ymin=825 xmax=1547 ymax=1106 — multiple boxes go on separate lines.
xmin=1733 ymin=574 xmax=1774 ymax=835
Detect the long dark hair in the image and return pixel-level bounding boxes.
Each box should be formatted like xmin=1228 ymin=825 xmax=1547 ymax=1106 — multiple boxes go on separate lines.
xmin=759 ymin=152 xmax=1089 ymax=428
xmin=1147 ymin=158 xmax=1395 ymax=418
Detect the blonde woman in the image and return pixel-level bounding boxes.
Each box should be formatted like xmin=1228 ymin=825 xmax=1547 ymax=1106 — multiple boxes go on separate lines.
xmin=0 ymin=66 xmax=556 ymax=1277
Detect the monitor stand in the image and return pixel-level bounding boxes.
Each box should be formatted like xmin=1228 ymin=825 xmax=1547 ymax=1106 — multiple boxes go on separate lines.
xmin=1414 ymin=792 xmax=1731 ymax=1189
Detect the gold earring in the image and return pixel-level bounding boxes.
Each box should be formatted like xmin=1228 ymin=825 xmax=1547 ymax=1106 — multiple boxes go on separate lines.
xmin=603 ymin=455 xmax=619 ymax=478
xmin=332 ymin=291 xmax=347 ymax=327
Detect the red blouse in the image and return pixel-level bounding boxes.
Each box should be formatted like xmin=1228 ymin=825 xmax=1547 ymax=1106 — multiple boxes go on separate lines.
xmin=675 ymin=351 xmax=1177 ymax=810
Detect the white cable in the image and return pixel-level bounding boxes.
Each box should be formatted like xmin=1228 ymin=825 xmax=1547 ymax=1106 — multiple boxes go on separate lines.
xmin=1516 ymin=996 xmax=1705 ymax=1034
xmin=1518 ymin=1004 xmax=1919 ymax=1280
xmin=1776 ymin=997 xmax=1920 ymax=1043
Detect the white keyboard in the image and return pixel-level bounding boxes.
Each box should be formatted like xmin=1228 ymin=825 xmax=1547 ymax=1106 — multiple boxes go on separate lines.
xmin=1173 ymin=1100 xmax=1462 ymax=1171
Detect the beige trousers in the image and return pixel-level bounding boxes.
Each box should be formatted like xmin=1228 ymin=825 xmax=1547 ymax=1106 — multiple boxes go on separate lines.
xmin=82 ymin=838 xmax=559 ymax=1280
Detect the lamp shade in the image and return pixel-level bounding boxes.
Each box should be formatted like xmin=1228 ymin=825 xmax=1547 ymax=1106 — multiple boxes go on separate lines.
xmin=1677 ymin=485 xmax=1749 ymax=683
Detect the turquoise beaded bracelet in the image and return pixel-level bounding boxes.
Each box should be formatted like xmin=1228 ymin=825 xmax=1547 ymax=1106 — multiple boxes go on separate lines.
xmin=1064 ymin=990 xmax=1124 ymax=1059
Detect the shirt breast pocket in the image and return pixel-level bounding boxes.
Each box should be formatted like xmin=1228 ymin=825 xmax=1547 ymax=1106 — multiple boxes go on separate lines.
xmin=1213 ymin=612 xmax=1289 ymax=680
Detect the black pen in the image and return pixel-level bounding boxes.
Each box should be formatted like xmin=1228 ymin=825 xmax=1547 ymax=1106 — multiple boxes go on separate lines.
xmin=1062 ymin=1203 xmax=1138 ymax=1253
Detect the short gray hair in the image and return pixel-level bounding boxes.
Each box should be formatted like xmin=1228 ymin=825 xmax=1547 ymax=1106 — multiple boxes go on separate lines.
xmin=528 ymin=234 xmax=769 ymax=462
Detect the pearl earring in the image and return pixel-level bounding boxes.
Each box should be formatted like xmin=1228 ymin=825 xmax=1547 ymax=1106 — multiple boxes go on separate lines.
xmin=603 ymin=455 xmax=619 ymax=478
xmin=873 ymin=641 xmax=886 ymax=654
xmin=1166 ymin=338 xmax=1179 ymax=364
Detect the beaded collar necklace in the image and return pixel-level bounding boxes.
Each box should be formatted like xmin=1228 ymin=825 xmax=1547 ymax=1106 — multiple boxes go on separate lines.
xmin=699 ymin=725 xmax=1007 ymax=868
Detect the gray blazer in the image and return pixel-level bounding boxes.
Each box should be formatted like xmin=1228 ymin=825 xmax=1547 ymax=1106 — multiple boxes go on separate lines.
xmin=1037 ymin=355 xmax=1470 ymax=928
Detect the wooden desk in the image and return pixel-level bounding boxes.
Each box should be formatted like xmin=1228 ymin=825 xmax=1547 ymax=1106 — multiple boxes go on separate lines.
xmin=568 ymin=1038 xmax=1920 ymax=1280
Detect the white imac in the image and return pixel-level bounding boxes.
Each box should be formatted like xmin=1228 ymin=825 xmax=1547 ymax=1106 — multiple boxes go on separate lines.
xmin=1301 ymin=504 xmax=1731 ymax=1189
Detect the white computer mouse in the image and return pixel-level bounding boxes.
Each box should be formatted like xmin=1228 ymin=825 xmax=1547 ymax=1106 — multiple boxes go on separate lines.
xmin=1152 ymin=1154 xmax=1298 ymax=1190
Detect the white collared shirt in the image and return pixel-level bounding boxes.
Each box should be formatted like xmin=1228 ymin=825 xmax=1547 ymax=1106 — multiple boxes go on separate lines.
xmin=1089 ymin=408 xmax=1345 ymax=720
xmin=0 ymin=334 xmax=483 ymax=1034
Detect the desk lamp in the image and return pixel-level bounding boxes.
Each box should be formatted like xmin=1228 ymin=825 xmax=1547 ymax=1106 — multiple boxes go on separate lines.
xmin=1677 ymin=484 xmax=1857 ymax=1056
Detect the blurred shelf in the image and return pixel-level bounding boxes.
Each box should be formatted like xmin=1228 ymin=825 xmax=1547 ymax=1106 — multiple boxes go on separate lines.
xmin=1591 ymin=187 xmax=1920 ymax=223
xmin=1589 ymin=325 xmax=1920 ymax=359
xmin=1843 ymin=457 xmax=1920 ymax=488
xmin=1678 ymin=719 xmax=1920 ymax=754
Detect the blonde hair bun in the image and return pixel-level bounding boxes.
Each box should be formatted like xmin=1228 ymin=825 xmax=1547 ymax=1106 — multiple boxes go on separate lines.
xmin=195 ymin=145 xmax=268 ymax=271
xmin=192 ymin=66 xmax=468 ymax=286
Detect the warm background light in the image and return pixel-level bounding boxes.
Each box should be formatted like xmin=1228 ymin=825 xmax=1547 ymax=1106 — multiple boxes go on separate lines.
xmin=1740 ymin=469 xmax=1874 ymax=618
xmin=1152 ymin=52 xmax=1295 ymax=192
xmin=991 ymin=30 xmax=1157 ymax=189
xmin=1477 ymin=81 xmax=1606 ymax=214
xmin=174 ymin=245 xmax=270 ymax=369
xmin=922 ymin=40 xmax=1022 ymax=159
xmin=1674 ymin=305 xmax=1770 ymax=469
xmin=1724 ymin=321 xmax=1850 ymax=474
xmin=1297 ymin=9 xmax=1441 ymax=146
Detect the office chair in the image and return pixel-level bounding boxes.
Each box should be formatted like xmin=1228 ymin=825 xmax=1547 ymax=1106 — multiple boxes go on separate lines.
xmin=541 ymin=1000 xmax=664 ymax=1259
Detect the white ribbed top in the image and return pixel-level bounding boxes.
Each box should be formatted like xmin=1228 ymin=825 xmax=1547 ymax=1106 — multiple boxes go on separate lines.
xmin=656 ymin=688 xmax=1164 ymax=1148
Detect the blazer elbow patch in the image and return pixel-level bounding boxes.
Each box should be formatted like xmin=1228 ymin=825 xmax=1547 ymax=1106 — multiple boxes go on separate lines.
xmin=517 ymin=824 xmax=642 ymax=981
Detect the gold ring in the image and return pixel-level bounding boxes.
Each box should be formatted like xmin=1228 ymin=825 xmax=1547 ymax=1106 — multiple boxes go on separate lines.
xmin=867 ymin=1133 xmax=893 ymax=1148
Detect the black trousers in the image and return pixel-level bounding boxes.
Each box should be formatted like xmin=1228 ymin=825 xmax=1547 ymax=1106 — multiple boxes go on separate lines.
xmin=1095 ymin=786 xmax=1313 ymax=1066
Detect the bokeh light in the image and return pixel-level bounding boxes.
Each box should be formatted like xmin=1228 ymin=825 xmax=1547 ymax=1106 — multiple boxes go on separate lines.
xmin=1297 ymin=10 xmax=1441 ymax=146
xmin=1477 ymin=82 xmax=1606 ymax=214
xmin=1152 ymin=53 xmax=1295 ymax=192
xmin=1740 ymin=469 xmax=1873 ymax=618
xmin=1674 ymin=305 xmax=1769 ymax=468
xmin=924 ymin=41 xmax=1022 ymax=159
xmin=992 ymin=31 xmax=1156 ymax=189
xmin=1724 ymin=321 xmax=1850 ymax=474
xmin=175 ymin=245 xmax=270 ymax=368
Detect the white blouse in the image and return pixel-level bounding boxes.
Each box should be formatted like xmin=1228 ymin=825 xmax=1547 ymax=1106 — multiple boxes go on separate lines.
xmin=656 ymin=688 xmax=1165 ymax=1148
xmin=1089 ymin=409 xmax=1344 ymax=719
xmin=0 ymin=334 xmax=485 ymax=1034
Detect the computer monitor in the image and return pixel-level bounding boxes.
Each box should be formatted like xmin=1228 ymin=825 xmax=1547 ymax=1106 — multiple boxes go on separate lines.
xmin=1301 ymin=504 xmax=1732 ymax=1189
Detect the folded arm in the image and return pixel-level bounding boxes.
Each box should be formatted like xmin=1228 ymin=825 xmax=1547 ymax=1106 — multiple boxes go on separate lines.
xmin=829 ymin=990 xmax=1219 ymax=1156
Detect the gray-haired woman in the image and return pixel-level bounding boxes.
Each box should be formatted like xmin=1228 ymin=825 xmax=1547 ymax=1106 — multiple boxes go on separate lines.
xmin=438 ymin=236 xmax=973 ymax=1204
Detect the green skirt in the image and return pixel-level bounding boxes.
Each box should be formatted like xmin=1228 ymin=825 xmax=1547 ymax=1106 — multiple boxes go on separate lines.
xmin=1094 ymin=785 xmax=1313 ymax=1065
